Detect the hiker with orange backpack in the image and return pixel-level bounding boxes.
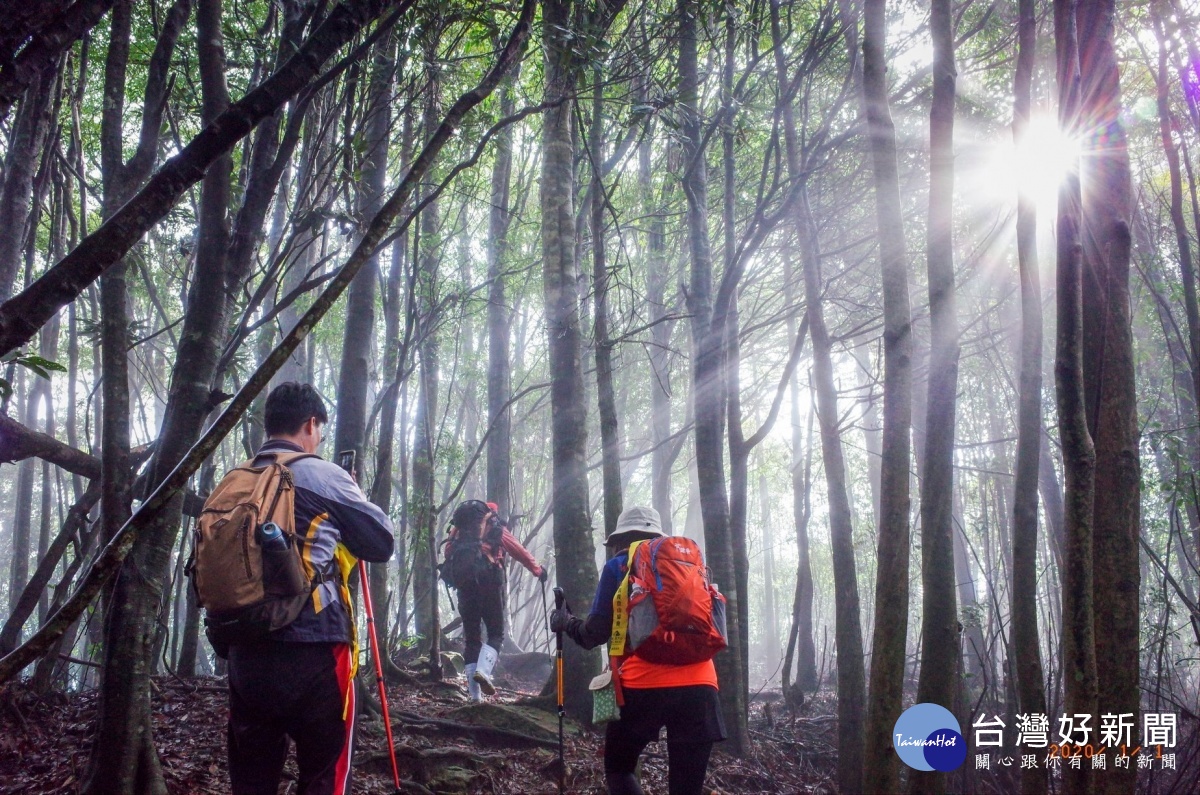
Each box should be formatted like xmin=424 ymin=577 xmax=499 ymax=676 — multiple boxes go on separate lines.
xmin=193 ymin=383 xmax=394 ymax=795
xmin=442 ymin=499 xmax=547 ymax=701
xmin=550 ymin=506 xmax=728 ymax=795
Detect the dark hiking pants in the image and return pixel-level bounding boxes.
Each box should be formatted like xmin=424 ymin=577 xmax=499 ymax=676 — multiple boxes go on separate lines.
xmin=603 ymin=685 xmax=726 ymax=795
xmin=227 ymin=641 xmax=355 ymax=795
xmin=457 ymin=572 xmax=505 ymax=664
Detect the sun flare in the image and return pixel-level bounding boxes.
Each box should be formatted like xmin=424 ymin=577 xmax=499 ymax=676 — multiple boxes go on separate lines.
xmin=981 ymin=115 xmax=1080 ymax=208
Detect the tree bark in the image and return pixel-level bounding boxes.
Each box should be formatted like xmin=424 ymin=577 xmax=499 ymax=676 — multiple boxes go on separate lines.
xmin=912 ymin=4 xmax=960 ymax=792
xmin=1010 ymin=1 xmax=1048 ymax=791
xmin=0 ymin=0 xmax=115 ymax=119
xmin=861 ymin=0 xmax=916 ymax=790
xmin=540 ymin=0 xmax=601 ymax=718
xmin=486 ymin=56 xmax=517 ymax=518
xmin=0 ymin=56 xmax=56 ymax=301
xmin=639 ymin=105 xmax=676 ymax=534
xmin=1076 ymin=2 xmax=1140 ymax=789
xmin=335 ymin=32 xmax=395 ymax=668
xmin=410 ymin=32 xmax=442 ymax=659
xmin=768 ymin=0 xmax=861 ymax=775
xmin=678 ymin=0 xmax=747 ymax=753
xmin=591 ymin=68 xmax=623 ymax=540
xmin=1054 ymin=3 xmax=1098 ymax=793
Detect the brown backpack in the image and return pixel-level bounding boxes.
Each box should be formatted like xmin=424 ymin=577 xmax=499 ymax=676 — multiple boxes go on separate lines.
xmin=190 ymin=451 xmax=316 ymax=652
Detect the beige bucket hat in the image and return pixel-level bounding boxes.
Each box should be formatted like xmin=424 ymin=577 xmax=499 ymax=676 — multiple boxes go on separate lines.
xmin=605 ymin=505 xmax=665 ymax=549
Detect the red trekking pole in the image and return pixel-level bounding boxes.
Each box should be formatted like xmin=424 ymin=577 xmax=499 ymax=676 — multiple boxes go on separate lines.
xmin=360 ymin=560 xmax=402 ymax=793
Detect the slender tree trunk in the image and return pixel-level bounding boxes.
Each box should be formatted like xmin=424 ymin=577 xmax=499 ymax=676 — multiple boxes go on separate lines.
xmin=1076 ymin=2 xmax=1140 ymax=788
xmin=912 ymin=5 xmax=960 ymax=792
xmin=862 ymin=0 xmax=916 ymax=789
xmin=1054 ymin=3 xmax=1098 ymax=792
xmin=769 ymin=0 xmax=862 ymax=773
xmin=640 ymin=96 xmax=675 ymax=534
xmin=679 ymin=0 xmax=747 ymax=753
xmin=88 ymin=2 xmax=170 ymax=790
xmin=334 ymin=31 xmax=395 ymax=670
xmin=486 ymin=58 xmax=517 ymax=518
xmin=591 ymin=68 xmax=623 ymax=540
xmin=782 ymin=399 xmax=817 ymax=698
xmin=411 ymin=44 xmax=442 ymax=659
xmin=1010 ymin=1 xmax=1048 ymax=791
xmin=9 ymin=370 xmax=39 ymax=612
xmin=540 ymin=0 xmax=602 ymax=718
xmin=802 ymin=191 xmax=867 ymax=792
xmin=0 ymin=64 xmax=55 ymax=301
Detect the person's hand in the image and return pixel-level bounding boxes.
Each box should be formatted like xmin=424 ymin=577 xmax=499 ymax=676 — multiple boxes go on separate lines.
xmin=549 ymin=608 xmax=572 ymax=634
xmin=537 ymin=567 xmax=549 ymax=584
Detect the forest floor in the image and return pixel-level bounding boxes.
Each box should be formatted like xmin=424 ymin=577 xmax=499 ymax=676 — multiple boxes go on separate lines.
xmin=0 ymin=663 xmax=838 ymax=794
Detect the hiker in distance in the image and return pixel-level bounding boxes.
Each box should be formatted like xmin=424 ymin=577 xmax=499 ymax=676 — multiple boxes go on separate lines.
xmin=193 ymin=382 xmax=394 ymax=795
xmin=442 ymin=499 xmax=548 ymax=700
xmin=550 ymin=506 xmax=727 ymax=795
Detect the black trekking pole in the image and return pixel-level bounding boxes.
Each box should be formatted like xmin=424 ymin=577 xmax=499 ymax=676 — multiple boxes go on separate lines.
xmin=553 ymin=586 xmax=566 ymax=795
xmin=360 ymin=560 xmax=402 ymax=794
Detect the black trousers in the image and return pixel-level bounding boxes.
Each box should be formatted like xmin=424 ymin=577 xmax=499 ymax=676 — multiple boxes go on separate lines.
xmin=603 ymin=685 xmax=726 ymax=795
xmin=227 ymin=641 xmax=356 ymax=795
xmin=457 ymin=573 xmax=505 ymax=665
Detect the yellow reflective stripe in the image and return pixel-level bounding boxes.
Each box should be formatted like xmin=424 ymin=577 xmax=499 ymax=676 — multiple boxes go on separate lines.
xmin=333 ymin=542 xmax=360 ymax=680
xmin=303 ymin=513 xmax=328 ymax=612
xmin=608 ymin=540 xmax=644 ymax=656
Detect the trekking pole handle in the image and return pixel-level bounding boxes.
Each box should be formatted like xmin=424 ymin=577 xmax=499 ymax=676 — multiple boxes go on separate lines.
xmin=553 ymin=586 xmax=564 ymax=611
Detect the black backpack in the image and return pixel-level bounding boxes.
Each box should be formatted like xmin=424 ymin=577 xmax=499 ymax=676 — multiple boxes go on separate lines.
xmin=439 ymin=500 xmax=504 ymax=589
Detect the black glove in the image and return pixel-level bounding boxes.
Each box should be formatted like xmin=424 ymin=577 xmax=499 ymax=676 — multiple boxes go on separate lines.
xmin=549 ymin=607 xmax=572 ymax=634
xmin=538 ymin=567 xmax=549 ymax=584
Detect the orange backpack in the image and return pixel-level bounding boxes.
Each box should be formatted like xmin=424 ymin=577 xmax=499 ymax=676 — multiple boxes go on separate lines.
xmin=625 ymin=536 xmax=728 ymax=665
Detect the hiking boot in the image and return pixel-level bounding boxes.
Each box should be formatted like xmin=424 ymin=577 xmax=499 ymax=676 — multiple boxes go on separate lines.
xmin=464 ymin=663 xmax=482 ymax=702
xmin=473 ymin=644 xmax=498 ymax=696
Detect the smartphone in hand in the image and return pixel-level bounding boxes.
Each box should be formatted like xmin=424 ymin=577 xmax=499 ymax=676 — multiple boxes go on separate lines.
xmin=337 ymin=449 xmax=356 ymax=475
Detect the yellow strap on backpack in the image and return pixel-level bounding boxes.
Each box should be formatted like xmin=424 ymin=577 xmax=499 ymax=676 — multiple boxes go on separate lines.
xmin=608 ymin=540 xmax=644 ymax=656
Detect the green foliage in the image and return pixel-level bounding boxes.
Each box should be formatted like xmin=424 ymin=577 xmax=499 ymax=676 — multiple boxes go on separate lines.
xmin=0 ymin=353 xmax=67 ymax=401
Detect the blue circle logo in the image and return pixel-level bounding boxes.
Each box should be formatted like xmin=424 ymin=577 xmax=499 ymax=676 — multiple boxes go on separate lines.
xmin=892 ymin=703 xmax=967 ymax=772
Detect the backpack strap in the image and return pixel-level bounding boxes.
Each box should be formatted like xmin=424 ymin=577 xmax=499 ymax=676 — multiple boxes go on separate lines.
xmin=260 ymin=450 xmax=319 ymax=468
xmin=608 ymin=540 xmax=644 ymax=657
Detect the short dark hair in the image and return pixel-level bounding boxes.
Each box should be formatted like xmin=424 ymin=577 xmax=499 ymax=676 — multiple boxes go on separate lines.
xmin=264 ymin=382 xmax=328 ymax=437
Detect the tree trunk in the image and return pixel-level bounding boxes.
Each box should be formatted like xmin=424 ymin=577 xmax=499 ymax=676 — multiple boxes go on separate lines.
xmin=782 ymin=399 xmax=817 ymax=697
xmin=679 ymin=0 xmax=747 ymax=754
xmin=802 ymin=189 xmax=866 ymax=793
xmin=411 ymin=41 xmax=442 ymax=657
xmin=540 ymin=0 xmax=601 ymax=719
xmin=1054 ymin=3 xmax=1098 ymax=792
xmin=87 ymin=2 xmax=218 ymax=790
xmin=87 ymin=2 xmax=180 ymax=789
xmin=639 ymin=92 xmax=676 ymax=534
xmin=335 ymin=30 xmax=395 ymax=669
xmin=768 ymin=0 xmax=863 ymax=774
xmin=861 ymin=0 xmax=916 ymax=790
xmin=1010 ymin=1 xmax=1048 ymax=791
xmin=486 ymin=57 xmax=517 ymax=518
xmin=912 ymin=4 xmax=960 ymax=792
xmin=1076 ymin=2 xmax=1140 ymax=788
xmin=591 ymin=68 xmax=623 ymax=540
xmin=0 ymin=63 xmax=55 ymax=301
